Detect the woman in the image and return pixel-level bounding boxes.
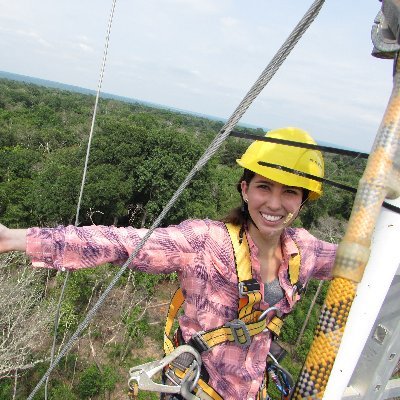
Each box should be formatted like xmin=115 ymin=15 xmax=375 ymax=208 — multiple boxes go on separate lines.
xmin=0 ymin=127 xmax=337 ymax=400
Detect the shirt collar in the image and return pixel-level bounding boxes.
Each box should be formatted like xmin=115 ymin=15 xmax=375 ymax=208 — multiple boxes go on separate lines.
xmin=280 ymin=228 xmax=300 ymax=260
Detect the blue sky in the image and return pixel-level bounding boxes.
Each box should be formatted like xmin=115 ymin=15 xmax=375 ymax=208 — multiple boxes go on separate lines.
xmin=0 ymin=0 xmax=393 ymax=152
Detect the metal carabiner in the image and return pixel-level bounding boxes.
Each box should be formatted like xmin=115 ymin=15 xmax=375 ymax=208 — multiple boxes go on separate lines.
xmin=257 ymin=306 xmax=280 ymax=322
xmin=128 ymin=344 xmax=202 ymax=399
xmin=267 ymin=351 xmax=294 ymax=398
xmin=258 ymin=306 xmax=280 ymax=334
xmin=372 ymin=10 xmax=400 ymax=59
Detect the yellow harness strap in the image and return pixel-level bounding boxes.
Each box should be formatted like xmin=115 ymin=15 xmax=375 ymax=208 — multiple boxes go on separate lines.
xmin=164 ymin=287 xmax=284 ymax=350
xmin=173 ymin=368 xmax=224 ymax=400
xmin=164 ymin=287 xmax=185 ymax=355
xmin=164 ymin=224 xmax=302 ymax=354
xmin=162 ymin=223 xmax=301 ymax=399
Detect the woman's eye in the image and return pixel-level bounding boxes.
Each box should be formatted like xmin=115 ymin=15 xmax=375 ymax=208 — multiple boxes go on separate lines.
xmin=258 ymin=184 xmax=270 ymax=190
xmin=286 ymin=189 xmax=301 ymax=195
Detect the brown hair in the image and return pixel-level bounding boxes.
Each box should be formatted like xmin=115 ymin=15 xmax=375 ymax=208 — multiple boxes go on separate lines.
xmin=220 ymin=169 xmax=255 ymax=226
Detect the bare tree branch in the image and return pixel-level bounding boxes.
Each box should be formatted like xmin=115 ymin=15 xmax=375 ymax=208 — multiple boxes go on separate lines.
xmin=0 ymin=253 xmax=54 ymax=374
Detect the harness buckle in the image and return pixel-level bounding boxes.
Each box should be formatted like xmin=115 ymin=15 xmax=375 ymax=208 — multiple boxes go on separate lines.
xmin=238 ymin=279 xmax=260 ymax=297
xmin=225 ymin=319 xmax=252 ymax=347
xmin=188 ymin=331 xmax=210 ymax=354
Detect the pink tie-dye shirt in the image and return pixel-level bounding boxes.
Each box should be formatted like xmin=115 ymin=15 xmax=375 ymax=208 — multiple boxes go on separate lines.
xmin=26 ymin=219 xmax=336 ymax=400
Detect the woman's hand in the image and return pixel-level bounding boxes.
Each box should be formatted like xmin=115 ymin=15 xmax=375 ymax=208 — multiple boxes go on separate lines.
xmin=0 ymin=223 xmax=27 ymax=253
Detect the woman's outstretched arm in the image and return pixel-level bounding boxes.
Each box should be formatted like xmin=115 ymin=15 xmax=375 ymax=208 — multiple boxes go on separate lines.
xmin=0 ymin=223 xmax=27 ymax=253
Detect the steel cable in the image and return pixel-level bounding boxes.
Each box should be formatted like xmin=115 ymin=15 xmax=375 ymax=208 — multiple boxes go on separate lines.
xmin=27 ymin=1 xmax=325 ymax=398
xmin=44 ymin=1 xmax=117 ymax=398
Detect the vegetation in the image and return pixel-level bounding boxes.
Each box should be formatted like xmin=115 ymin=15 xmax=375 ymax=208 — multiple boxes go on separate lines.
xmin=0 ymin=78 xmax=367 ymax=399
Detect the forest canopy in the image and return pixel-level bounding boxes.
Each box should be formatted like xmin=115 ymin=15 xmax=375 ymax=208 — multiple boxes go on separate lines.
xmin=0 ymin=78 xmax=367 ymax=399
xmin=0 ymin=78 xmax=364 ymax=233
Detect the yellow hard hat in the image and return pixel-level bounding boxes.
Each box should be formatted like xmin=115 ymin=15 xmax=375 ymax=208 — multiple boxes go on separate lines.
xmin=236 ymin=127 xmax=324 ymax=200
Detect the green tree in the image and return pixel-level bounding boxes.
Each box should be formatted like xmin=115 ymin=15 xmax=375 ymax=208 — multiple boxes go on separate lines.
xmin=82 ymin=164 xmax=133 ymax=225
xmin=29 ymin=148 xmax=82 ymax=225
xmin=0 ymin=146 xmax=40 ymax=181
xmin=77 ymin=365 xmax=103 ymax=399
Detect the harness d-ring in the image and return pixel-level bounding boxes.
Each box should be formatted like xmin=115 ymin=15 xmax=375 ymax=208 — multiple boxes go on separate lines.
xmin=258 ymin=306 xmax=280 ymax=322
xmin=128 ymin=345 xmax=202 ymax=397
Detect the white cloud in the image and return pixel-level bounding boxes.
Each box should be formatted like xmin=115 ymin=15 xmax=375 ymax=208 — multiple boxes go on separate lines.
xmin=15 ymin=29 xmax=53 ymax=48
xmin=163 ymin=0 xmax=228 ymax=14
xmin=220 ymin=16 xmax=239 ymax=28
xmin=0 ymin=0 xmax=393 ymax=152
xmin=78 ymin=43 xmax=95 ymax=53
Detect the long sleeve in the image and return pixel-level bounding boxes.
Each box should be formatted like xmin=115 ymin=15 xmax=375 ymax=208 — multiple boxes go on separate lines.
xmin=285 ymin=227 xmax=337 ymax=282
xmin=26 ymin=220 xmax=212 ymax=274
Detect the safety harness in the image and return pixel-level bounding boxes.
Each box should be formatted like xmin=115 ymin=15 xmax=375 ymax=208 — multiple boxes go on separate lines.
xmin=129 ymin=223 xmax=302 ymax=399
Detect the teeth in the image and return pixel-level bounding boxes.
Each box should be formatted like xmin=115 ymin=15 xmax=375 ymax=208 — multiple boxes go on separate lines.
xmin=261 ymin=213 xmax=281 ymax=222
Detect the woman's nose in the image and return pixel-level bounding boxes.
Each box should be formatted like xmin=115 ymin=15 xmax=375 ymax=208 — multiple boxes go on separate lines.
xmin=267 ymin=191 xmax=282 ymax=210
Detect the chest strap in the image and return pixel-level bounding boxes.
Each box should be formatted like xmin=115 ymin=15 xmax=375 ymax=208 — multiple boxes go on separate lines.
xmin=161 ymin=223 xmax=303 ymax=400
xmin=164 ymin=223 xmax=304 ymax=356
xmin=163 ymin=287 xmax=284 ymax=356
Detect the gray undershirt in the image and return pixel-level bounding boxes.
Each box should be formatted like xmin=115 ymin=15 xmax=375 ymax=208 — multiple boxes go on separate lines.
xmin=264 ymin=278 xmax=285 ymax=306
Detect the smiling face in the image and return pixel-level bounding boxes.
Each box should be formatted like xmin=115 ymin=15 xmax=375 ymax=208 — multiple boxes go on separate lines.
xmin=241 ymin=174 xmax=303 ymax=240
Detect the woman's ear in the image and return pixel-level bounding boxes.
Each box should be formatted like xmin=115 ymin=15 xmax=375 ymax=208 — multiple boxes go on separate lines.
xmin=240 ymin=181 xmax=248 ymax=200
